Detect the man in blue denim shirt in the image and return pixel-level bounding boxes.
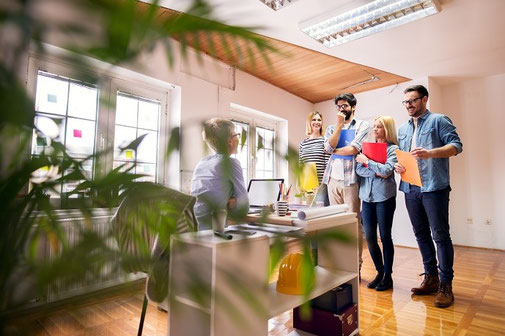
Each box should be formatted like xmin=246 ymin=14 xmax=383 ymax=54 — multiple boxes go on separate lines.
xmin=394 ymin=85 xmax=463 ymax=308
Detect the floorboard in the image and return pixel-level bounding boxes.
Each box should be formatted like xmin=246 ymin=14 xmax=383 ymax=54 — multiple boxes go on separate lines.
xmin=3 ymin=245 xmax=505 ymax=335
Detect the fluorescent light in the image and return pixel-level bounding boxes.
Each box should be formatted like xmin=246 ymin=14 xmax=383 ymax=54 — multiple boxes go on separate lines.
xmin=259 ymin=0 xmax=298 ymax=11
xmin=300 ymin=0 xmax=441 ymax=47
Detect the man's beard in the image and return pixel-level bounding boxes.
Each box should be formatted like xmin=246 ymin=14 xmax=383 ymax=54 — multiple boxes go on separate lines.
xmin=344 ymin=110 xmax=352 ymax=121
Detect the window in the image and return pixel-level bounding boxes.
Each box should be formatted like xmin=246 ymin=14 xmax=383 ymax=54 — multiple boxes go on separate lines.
xmin=27 ymin=57 xmax=172 ymax=203
xmin=231 ymin=111 xmax=279 ymax=183
xmin=113 ymin=92 xmax=161 ymax=182
xmin=31 ymin=71 xmax=99 ymax=197
xmin=255 ymin=126 xmax=275 ymax=179
xmin=231 ymin=121 xmax=249 ymax=184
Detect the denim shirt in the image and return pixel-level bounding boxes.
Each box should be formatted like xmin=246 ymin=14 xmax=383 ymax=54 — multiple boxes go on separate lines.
xmin=322 ymin=119 xmax=370 ymax=186
xmin=356 ymin=143 xmax=398 ymax=202
xmin=397 ymin=110 xmax=463 ymax=193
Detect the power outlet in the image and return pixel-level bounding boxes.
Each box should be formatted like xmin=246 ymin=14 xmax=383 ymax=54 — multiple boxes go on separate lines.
xmin=484 ymin=219 xmax=492 ymax=225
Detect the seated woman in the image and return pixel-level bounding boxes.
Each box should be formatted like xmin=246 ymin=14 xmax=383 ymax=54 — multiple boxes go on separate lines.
xmin=355 ymin=115 xmax=398 ymax=291
xmin=190 ymin=118 xmax=249 ymax=231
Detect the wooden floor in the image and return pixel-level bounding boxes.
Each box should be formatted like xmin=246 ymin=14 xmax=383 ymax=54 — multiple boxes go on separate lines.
xmin=3 ymin=245 xmax=505 ymax=335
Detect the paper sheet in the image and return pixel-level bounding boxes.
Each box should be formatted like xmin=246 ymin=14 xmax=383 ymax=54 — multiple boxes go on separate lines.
xmin=233 ymin=223 xmax=303 ymax=234
xmin=299 ymin=162 xmax=319 ymax=191
xmin=395 ymin=149 xmax=423 ymax=187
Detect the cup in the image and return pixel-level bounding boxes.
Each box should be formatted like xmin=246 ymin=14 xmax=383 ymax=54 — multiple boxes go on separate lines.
xmin=274 ymin=201 xmax=288 ymax=216
xmin=293 ymin=195 xmax=304 ymax=205
xmin=212 ymin=209 xmax=227 ymax=232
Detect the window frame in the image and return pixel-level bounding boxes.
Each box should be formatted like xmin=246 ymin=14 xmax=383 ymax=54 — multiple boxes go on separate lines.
xmin=105 ymin=78 xmax=169 ymax=185
xmin=230 ymin=109 xmax=280 ymax=182
xmin=26 ymin=55 xmax=173 ymax=207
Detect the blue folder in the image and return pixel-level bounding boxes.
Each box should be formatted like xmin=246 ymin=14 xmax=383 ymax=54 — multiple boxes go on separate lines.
xmin=331 ymin=129 xmax=355 ymax=160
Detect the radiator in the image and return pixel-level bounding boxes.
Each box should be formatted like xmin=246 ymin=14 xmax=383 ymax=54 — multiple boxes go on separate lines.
xmin=44 ymin=208 xmax=145 ymax=302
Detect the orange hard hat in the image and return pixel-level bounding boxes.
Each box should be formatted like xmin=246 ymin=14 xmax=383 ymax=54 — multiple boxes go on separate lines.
xmin=276 ymin=253 xmax=314 ymax=295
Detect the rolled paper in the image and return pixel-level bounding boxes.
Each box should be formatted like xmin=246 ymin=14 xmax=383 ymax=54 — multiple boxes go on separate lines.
xmin=297 ymin=204 xmax=349 ymax=220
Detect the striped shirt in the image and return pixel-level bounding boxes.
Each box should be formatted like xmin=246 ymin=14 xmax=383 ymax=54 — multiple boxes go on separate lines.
xmin=299 ymin=137 xmax=330 ymax=183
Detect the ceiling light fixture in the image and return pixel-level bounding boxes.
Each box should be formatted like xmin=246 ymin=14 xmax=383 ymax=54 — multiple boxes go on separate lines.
xmin=300 ymin=0 xmax=441 ymax=47
xmin=259 ymin=0 xmax=298 ymax=11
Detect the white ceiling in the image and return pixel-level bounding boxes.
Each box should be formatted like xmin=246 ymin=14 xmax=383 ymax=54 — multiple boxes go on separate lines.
xmin=160 ymin=0 xmax=505 ymax=86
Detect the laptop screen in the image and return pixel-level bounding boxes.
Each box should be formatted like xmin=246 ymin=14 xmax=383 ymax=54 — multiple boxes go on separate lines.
xmin=247 ymin=178 xmax=284 ymax=207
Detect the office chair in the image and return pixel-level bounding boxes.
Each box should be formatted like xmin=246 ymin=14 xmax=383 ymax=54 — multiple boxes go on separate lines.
xmin=111 ymin=183 xmax=197 ymax=336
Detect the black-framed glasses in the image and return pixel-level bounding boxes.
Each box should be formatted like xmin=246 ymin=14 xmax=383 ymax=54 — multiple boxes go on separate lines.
xmin=402 ymin=96 xmax=424 ymax=106
xmin=336 ymin=104 xmax=350 ymax=110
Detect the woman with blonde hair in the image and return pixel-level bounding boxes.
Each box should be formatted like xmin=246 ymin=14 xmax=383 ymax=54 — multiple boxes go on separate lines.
xmin=299 ymin=111 xmax=331 ymax=184
xmin=355 ymin=115 xmax=398 ymax=291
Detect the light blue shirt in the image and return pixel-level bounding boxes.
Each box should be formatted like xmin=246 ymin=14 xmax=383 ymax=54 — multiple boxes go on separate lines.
xmin=190 ymin=154 xmax=249 ymax=230
xmin=322 ymin=119 xmax=370 ymax=186
xmin=356 ymin=143 xmax=398 ymax=202
xmin=397 ymin=110 xmax=463 ymax=193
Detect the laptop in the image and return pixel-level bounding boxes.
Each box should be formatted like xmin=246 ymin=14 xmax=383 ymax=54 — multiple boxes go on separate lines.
xmin=247 ymin=178 xmax=284 ymax=214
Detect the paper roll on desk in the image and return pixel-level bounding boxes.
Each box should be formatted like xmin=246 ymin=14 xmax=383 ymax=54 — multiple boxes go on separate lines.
xmin=297 ymin=204 xmax=349 ymax=221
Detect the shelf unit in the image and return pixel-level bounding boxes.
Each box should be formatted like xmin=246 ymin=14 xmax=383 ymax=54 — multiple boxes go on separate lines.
xmin=167 ymin=212 xmax=358 ymax=336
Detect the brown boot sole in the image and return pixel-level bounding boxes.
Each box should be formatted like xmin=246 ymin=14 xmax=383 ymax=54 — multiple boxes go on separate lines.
xmin=411 ymin=289 xmax=438 ymax=295
xmin=434 ymin=299 xmax=454 ymax=308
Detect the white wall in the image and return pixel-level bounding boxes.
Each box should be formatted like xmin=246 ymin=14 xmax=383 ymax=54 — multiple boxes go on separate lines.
xmin=442 ymin=74 xmax=505 ymax=249
xmin=171 ymin=50 xmax=312 ymax=182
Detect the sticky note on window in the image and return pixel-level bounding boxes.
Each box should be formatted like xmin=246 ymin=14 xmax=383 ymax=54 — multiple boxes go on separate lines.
xmin=47 ymin=94 xmax=57 ymax=103
xmin=125 ymin=149 xmax=134 ymax=159
xmin=73 ymin=129 xmax=82 ymax=138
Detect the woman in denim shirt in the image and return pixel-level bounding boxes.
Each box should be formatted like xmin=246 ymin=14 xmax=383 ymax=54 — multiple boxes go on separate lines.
xmin=355 ymin=116 xmax=398 ymax=291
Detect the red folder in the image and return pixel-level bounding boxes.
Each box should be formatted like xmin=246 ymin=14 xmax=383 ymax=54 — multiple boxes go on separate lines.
xmin=362 ymin=142 xmax=387 ymax=164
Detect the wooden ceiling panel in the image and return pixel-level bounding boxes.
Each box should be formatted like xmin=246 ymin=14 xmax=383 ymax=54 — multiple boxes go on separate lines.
xmin=155 ymin=6 xmax=410 ymax=103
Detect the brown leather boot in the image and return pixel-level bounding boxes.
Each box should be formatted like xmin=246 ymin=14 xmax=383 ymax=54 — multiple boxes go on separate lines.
xmin=411 ymin=273 xmax=439 ymax=295
xmin=435 ymin=282 xmax=454 ymax=308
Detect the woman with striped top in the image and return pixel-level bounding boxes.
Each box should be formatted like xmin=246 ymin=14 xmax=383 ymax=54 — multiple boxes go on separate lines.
xmin=299 ymin=111 xmax=331 ymax=184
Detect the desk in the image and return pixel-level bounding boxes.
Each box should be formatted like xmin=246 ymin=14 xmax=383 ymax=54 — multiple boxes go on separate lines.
xmin=167 ymin=212 xmax=358 ymax=336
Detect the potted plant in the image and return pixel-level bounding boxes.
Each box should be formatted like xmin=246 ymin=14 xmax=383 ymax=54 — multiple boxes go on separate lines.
xmin=293 ymin=192 xmax=305 ymax=205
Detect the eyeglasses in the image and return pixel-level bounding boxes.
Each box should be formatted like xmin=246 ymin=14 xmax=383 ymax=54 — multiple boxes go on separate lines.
xmin=401 ymin=96 xmax=424 ymax=106
xmin=335 ymin=104 xmax=350 ymax=110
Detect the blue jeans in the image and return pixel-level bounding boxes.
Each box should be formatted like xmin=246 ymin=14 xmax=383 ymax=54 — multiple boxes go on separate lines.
xmin=361 ymin=197 xmax=396 ymax=275
xmin=405 ymin=186 xmax=454 ymax=283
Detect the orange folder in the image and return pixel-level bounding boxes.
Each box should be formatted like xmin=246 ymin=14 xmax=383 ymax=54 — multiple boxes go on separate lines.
xmin=395 ymin=149 xmax=423 ymax=187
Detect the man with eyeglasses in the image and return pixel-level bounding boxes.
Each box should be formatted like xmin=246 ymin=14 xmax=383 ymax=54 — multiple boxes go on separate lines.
xmin=394 ymin=85 xmax=463 ymax=308
xmin=323 ymin=93 xmax=370 ymax=274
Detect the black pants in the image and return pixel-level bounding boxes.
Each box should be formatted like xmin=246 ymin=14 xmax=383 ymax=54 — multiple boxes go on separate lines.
xmin=405 ymin=186 xmax=454 ymax=283
xmin=361 ymin=197 xmax=396 ymax=274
